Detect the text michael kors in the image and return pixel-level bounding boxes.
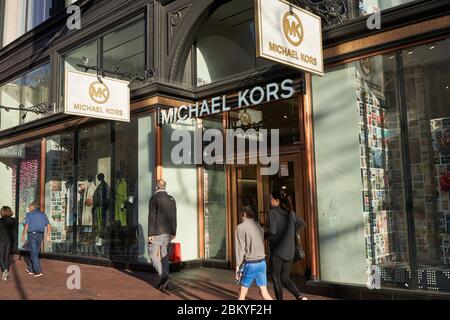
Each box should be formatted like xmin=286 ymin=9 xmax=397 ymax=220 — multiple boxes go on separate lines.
xmin=159 ymin=79 xmax=295 ymax=125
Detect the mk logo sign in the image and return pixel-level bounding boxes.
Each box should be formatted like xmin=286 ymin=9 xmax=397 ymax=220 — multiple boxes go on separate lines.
xmin=282 ymin=11 xmax=303 ymax=46
xmin=89 ymin=81 xmax=110 ymax=104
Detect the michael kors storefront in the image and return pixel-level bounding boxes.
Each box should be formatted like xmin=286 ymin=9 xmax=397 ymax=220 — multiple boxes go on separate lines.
xmin=0 ymin=0 xmax=449 ymax=299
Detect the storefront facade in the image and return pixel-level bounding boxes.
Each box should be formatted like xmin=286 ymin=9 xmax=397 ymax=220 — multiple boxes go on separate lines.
xmin=0 ymin=0 xmax=449 ymax=299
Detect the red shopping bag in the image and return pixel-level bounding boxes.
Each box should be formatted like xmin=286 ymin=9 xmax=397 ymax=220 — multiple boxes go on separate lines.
xmin=170 ymin=242 xmax=182 ymax=264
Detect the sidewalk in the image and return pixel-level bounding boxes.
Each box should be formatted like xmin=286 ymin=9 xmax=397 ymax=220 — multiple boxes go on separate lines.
xmin=0 ymin=256 xmax=333 ymax=300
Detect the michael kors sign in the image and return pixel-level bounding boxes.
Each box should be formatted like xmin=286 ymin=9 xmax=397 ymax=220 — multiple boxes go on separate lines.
xmin=255 ymin=0 xmax=324 ymax=76
xmin=65 ymin=70 xmax=130 ymax=122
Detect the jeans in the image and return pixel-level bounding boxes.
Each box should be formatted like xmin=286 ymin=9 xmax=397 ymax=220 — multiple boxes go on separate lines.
xmin=28 ymin=233 xmax=44 ymax=274
xmin=270 ymin=254 xmax=302 ymax=300
xmin=0 ymin=242 xmax=11 ymax=272
xmin=148 ymin=234 xmax=172 ymax=279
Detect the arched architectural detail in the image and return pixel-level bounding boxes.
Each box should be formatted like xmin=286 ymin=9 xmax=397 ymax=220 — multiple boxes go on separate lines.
xmin=166 ymin=0 xmax=229 ymax=83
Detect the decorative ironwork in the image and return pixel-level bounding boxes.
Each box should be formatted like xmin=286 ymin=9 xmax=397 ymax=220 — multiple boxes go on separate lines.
xmin=292 ymin=0 xmax=350 ymax=28
xmin=0 ymin=102 xmax=54 ymax=119
xmin=76 ymin=64 xmax=155 ymax=85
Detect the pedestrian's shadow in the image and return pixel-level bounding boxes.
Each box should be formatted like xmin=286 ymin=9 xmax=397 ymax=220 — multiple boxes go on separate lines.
xmin=8 ymin=255 xmax=29 ymax=300
xmin=115 ymin=268 xmax=247 ymax=300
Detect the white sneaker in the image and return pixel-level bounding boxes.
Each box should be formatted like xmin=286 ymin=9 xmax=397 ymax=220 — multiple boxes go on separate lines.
xmin=96 ymin=238 xmax=103 ymax=246
xmin=33 ymin=273 xmax=43 ymax=278
xmin=2 ymin=270 xmax=8 ymax=281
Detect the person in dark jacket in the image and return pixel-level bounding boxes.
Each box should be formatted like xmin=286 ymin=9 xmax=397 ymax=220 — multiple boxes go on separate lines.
xmin=148 ymin=179 xmax=177 ymax=290
xmin=267 ymin=189 xmax=308 ymax=300
xmin=0 ymin=206 xmax=17 ymax=281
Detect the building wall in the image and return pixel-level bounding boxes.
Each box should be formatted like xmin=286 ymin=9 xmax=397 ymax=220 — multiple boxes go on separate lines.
xmin=313 ymin=64 xmax=367 ymax=285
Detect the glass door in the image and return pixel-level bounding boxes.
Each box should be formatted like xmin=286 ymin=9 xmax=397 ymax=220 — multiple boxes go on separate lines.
xmin=232 ymin=153 xmax=307 ymax=276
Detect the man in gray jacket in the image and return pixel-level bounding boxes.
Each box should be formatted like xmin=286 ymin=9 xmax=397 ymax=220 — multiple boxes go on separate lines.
xmin=148 ymin=179 xmax=177 ymax=290
xmin=235 ymin=206 xmax=273 ymax=300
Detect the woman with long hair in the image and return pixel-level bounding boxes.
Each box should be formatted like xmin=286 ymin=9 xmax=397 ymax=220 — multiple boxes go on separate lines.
xmin=267 ymin=189 xmax=307 ymax=300
xmin=0 ymin=206 xmax=17 ymax=281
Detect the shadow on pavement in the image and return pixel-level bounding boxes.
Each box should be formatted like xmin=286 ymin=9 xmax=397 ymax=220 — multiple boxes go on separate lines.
xmin=10 ymin=257 xmax=28 ymax=300
xmin=115 ymin=267 xmax=243 ymax=300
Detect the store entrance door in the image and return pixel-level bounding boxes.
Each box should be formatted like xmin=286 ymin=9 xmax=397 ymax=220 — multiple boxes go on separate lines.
xmin=231 ymin=152 xmax=307 ymax=276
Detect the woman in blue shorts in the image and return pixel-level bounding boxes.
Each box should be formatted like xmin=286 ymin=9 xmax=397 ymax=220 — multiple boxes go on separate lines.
xmin=235 ymin=206 xmax=273 ymax=300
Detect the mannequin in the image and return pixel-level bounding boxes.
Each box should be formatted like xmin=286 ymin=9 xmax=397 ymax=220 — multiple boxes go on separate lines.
xmin=114 ymin=171 xmax=128 ymax=227
xmin=82 ymin=175 xmax=96 ymax=227
xmin=65 ymin=177 xmax=74 ymax=228
xmin=93 ymin=173 xmax=110 ymax=246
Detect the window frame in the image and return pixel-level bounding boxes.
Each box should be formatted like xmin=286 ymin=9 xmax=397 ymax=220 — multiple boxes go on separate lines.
xmin=57 ymin=13 xmax=147 ymax=110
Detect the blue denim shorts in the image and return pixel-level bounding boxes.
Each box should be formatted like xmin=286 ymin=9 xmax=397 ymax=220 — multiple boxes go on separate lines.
xmin=240 ymin=260 xmax=267 ymax=288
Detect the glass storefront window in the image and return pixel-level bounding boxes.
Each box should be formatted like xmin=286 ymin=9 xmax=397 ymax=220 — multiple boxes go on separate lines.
xmin=0 ymin=64 xmax=51 ymax=131
xmin=0 ymin=141 xmax=41 ymax=249
xmin=61 ymin=19 xmax=146 ymax=104
xmin=313 ymin=54 xmax=410 ymax=288
xmin=63 ymin=41 xmax=98 ymax=74
xmin=400 ymin=40 xmax=450 ymax=287
xmin=313 ymin=38 xmax=450 ymax=293
xmin=103 ymin=19 xmax=146 ymax=75
xmin=44 ymin=132 xmax=75 ymax=253
xmin=203 ymin=117 xmax=227 ymax=260
xmin=41 ymin=116 xmax=152 ymax=260
xmin=110 ymin=119 xmax=139 ymax=261
xmin=229 ymin=98 xmax=301 ymax=148
xmin=75 ymin=123 xmax=112 ymax=257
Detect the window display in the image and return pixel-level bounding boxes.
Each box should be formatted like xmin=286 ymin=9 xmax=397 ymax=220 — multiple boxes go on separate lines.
xmin=44 ymin=133 xmax=75 ymax=253
xmin=0 ymin=141 xmax=41 ymax=248
xmin=401 ymin=40 xmax=450 ymax=291
xmin=41 ymin=119 xmax=140 ymax=259
xmin=110 ymin=119 xmax=138 ymax=261
xmin=203 ymin=117 xmax=227 ymax=260
xmin=313 ymin=39 xmax=450 ymax=292
xmin=76 ymin=124 xmax=112 ymax=257
xmin=354 ymin=57 xmax=410 ymax=285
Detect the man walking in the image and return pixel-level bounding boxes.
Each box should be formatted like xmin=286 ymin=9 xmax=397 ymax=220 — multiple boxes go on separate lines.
xmin=148 ymin=179 xmax=177 ymax=290
xmin=21 ymin=201 xmax=51 ymax=278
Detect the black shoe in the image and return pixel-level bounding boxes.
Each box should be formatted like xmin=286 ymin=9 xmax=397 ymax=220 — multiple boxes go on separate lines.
xmin=158 ymin=277 xmax=169 ymax=290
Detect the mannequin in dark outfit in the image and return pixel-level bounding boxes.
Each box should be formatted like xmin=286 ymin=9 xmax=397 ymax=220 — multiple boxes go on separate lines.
xmin=93 ymin=173 xmax=110 ymax=246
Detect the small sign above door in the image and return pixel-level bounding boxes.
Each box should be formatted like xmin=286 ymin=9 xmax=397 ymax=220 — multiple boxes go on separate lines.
xmin=255 ymin=0 xmax=324 ymax=76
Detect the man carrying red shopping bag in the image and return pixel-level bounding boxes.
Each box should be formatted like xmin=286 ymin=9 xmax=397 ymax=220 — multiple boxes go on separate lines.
xmin=148 ymin=179 xmax=177 ymax=291
xmin=169 ymin=242 xmax=182 ymax=264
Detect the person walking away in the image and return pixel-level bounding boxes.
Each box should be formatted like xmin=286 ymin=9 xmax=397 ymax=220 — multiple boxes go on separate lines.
xmin=148 ymin=179 xmax=177 ymax=290
xmin=0 ymin=206 xmax=17 ymax=281
xmin=235 ymin=206 xmax=273 ymax=300
xmin=21 ymin=201 xmax=51 ymax=278
xmin=267 ymin=190 xmax=308 ymax=300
